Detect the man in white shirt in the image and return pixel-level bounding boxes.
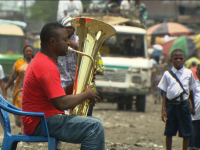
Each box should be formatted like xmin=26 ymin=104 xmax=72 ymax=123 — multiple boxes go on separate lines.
xmin=158 ymin=49 xmax=196 ymax=150
xmin=57 ymin=0 xmax=83 ymax=22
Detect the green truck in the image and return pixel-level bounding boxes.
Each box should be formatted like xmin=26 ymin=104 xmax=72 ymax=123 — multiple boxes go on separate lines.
xmin=0 ymin=20 xmax=26 ymax=78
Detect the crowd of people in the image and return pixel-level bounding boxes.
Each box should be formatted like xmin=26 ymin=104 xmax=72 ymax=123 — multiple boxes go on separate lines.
xmin=57 ymin=0 xmax=147 ymax=23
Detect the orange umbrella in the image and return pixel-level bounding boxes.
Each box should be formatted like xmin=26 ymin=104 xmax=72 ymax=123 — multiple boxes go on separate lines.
xmin=147 ymin=22 xmax=195 ymax=36
xmin=162 ymin=39 xmax=176 ymax=57
xmin=147 ymin=36 xmax=166 ymax=46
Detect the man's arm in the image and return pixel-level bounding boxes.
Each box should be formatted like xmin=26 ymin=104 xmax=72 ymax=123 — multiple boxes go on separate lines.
xmin=0 ymin=79 xmax=6 ymax=99
xmin=4 ymin=76 xmax=15 ymax=99
xmin=189 ymin=90 xmax=195 ymax=116
xmin=68 ymin=39 xmax=78 ymax=50
xmin=63 ymin=82 xmax=74 ymax=95
xmin=51 ymin=85 xmax=100 ymax=111
xmin=162 ymin=91 xmax=168 ymax=123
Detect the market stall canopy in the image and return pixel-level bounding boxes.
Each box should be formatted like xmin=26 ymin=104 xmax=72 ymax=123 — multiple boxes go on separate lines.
xmin=162 ymin=34 xmax=200 ymax=59
xmin=147 ymin=36 xmax=166 ymax=46
xmin=162 ymin=39 xmax=176 ymax=57
xmin=147 ymin=22 xmax=195 ymax=36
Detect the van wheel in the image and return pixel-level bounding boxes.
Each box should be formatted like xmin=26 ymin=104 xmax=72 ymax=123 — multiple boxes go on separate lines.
xmin=117 ymin=103 xmax=124 ymax=110
xmin=136 ymin=95 xmax=146 ymax=112
xmin=126 ymin=96 xmax=133 ymax=110
xmin=126 ymin=103 xmax=132 ymax=110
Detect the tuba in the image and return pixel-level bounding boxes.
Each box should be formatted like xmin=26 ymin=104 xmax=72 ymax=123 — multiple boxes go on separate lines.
xmin=68 ymin=18 xmax=116 ymax=116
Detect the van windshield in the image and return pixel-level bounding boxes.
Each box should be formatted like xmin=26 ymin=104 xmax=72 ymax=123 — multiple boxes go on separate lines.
xmin=0 ymin=35 xmax=23 ymax=54
xmin=99 ymin=34 xmax=145 ymax=57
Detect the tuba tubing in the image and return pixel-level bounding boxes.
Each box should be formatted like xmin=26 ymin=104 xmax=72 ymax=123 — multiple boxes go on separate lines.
xmin=69 ymin=18 xmax=116 ymax=116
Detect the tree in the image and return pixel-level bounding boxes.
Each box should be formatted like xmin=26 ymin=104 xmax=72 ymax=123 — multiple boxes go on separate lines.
xmin=28 ymin=0 xmax=58 ymax=23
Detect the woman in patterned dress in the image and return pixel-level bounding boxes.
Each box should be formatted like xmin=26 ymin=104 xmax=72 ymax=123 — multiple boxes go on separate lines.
xmin=5 ymin=45 xmax=34 ymax=134
xmin=151 ymin=57 xmax=165 ymax=104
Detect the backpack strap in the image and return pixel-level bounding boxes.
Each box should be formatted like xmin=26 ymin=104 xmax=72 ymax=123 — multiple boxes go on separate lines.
xmin=168 ymin=70 xmax=188 ymax=101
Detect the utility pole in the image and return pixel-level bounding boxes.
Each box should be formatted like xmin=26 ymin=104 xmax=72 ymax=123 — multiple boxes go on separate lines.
xmin=24 ymin=0 xmax=27 ymax=37
xmin=174 ymin=0 xmax=178 ymax=22
xmin=24 ymin=0 xmax=26 ymax=23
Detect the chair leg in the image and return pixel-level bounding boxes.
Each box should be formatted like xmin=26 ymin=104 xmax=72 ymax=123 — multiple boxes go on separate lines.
xmin=10 ymin=141 xmax=18 ymax=150
xmin=48 ymin=137 xmax=58 ymax=150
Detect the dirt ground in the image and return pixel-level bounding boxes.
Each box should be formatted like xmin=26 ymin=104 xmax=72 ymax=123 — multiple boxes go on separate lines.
xmin=0 ymin=89 xmax=184 ymax=150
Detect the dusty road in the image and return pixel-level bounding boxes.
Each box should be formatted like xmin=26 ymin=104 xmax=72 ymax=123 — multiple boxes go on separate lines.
xmin=0 ymin=89 xmax=184 ymax=150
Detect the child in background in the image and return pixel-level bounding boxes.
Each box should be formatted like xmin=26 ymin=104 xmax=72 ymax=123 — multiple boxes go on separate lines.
xmin=189 ymin=64 xmax=200 ymax=150
xmin=158 ymin=49 xmax=196 ymax=150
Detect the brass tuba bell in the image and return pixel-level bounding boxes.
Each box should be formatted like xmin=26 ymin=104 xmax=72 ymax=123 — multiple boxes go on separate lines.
xmin=68 ymin=18 xmax=116 ymax=116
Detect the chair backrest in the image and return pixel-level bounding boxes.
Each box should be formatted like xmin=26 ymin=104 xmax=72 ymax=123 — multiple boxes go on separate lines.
xmin=0 ymin=95 xmax=11 ymax=134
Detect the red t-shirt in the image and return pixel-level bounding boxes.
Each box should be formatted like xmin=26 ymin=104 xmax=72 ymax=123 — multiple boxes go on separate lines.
xmin=22 ymin=52 xmax=65 ymax=135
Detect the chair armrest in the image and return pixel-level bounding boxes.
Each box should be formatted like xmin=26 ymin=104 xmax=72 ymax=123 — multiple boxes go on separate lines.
xmin=0 ymin=104 xmax=49 ymax=137
xmin=7 ymin=102 xmax=22 ymax=111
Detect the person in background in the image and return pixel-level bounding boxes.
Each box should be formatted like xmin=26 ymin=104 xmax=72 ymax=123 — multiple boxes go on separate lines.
xmin=22 ymin=22 xmax=104 ymax=150
xmin=134 ymin=0 xmax=147 ymax=22
xmin=189 ymin=64 xmax=200 ymax=150
xmin=185 ymin=56 xmax=200 ymax=69
xmin=0 ymin=64 xmax=6 ymax=99
xmin=148 ymin=48 xmax=156 ymax=68
xmin=57 ymin=16 xmax=78 ymax=88
xmin=190 ymin=61 xmax=198 ymax=81
xmin=4 ymin=45 xmax=34 ymax=135
xmin=150 ymin=44 xmax=164 ymax=104
xmin=57 ymin=0 xmax=83 ymax=22
xmin=120 ymin=0 xmax=134 ymax=17
xmin=57 ymin=16 xmax=104 ymax=116
xmin=106 ymin=0 xmax=123 ymax=13
xmin=151 ymin=56 xmax=164 ymax=104
xmin=158 ymin=49 xmax=196 ymax=150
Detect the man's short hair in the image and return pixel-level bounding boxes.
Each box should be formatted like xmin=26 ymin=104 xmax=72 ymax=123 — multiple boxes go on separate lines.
xmin=192 ymin=61 xmax=197 ymax=67
xmin=40 ymin=22 xmax=64 ymax=47
xmin=171 ymin=49 xmax=185 ymax=58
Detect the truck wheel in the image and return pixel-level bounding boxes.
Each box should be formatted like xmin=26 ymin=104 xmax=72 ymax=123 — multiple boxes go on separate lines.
xmin=126 ymin=103 xmax=132 ymax=110
xmin=126 ymin=96 xmax=133 ymax=110
xmin=136 ymin=95 xmax=146 ymax=112
xmin=117 ymin=103 xmax=124 ymax=110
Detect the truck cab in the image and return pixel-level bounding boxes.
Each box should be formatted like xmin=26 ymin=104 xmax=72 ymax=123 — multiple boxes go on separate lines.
xmin=95 ymin=25 xmax=151 ymax=111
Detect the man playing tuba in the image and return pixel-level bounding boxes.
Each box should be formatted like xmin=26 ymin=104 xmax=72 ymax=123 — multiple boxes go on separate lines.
xmin=22 ymin=22 xmax=105 ymax=150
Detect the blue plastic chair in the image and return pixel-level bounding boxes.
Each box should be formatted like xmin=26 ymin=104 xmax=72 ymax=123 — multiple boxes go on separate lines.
xmin=0 ymin=94 xmax=58 ymax=150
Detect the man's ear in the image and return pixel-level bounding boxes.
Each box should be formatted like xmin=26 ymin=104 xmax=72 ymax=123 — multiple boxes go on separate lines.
xmin=49 ymin=37 xmax=56 ymax=46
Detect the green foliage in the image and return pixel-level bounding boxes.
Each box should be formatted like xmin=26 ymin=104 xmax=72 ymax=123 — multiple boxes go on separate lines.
xmin=28 ymin=0 xmax=59 ymax=23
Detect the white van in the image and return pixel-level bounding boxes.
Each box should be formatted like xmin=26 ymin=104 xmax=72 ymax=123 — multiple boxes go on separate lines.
xmin=95 ymin=25 xmax=151 ymax=112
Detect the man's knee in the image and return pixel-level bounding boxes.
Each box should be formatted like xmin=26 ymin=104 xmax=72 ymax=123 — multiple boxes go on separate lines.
xmin=88 ymin=117 xmax=104 ymax=131
xmin=96 ymin=119 xmax=104 ymax=130
xmin=93 ymin=119 xmax=104 ymax=135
